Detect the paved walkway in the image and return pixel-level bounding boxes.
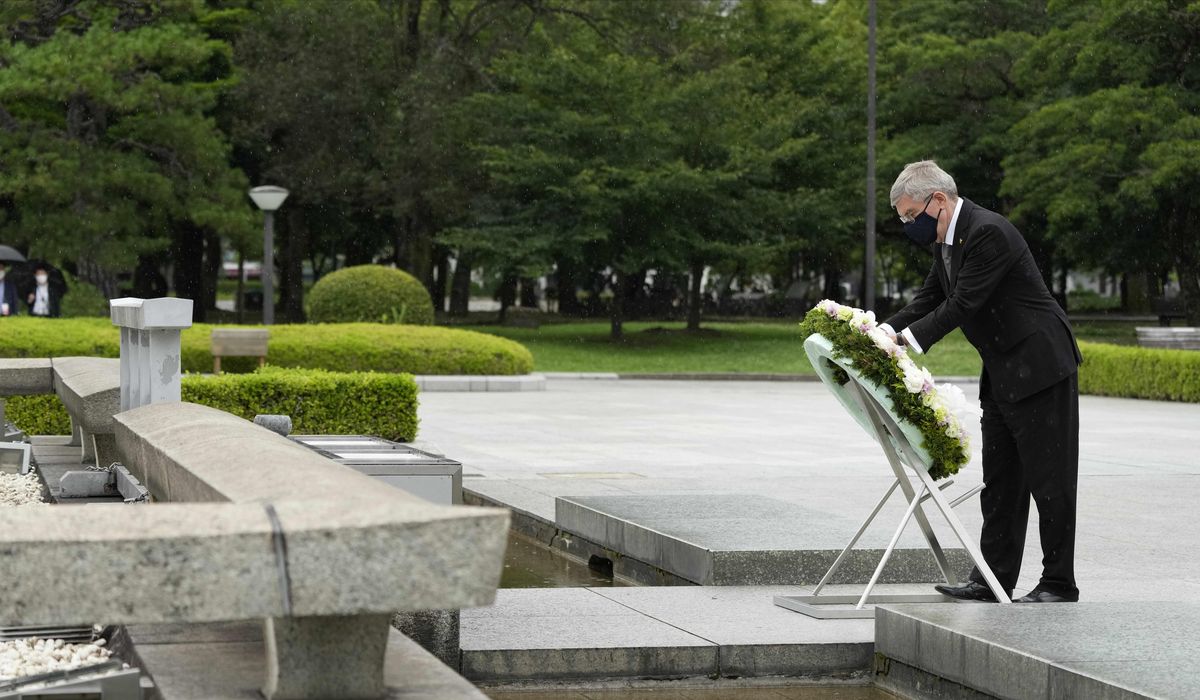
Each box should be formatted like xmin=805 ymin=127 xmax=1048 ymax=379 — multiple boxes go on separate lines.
xmin=421 ymin=379 xmax=1200 ymax=694
xmin=421 ymin=379 xmax=1200 ymax=597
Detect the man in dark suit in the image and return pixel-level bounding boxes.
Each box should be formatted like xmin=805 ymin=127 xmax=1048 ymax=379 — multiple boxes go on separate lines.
xmin=880 ymin=160 xmax=1082 ymax=604
xmin=0 ymin=263 xmax=18 ymax=316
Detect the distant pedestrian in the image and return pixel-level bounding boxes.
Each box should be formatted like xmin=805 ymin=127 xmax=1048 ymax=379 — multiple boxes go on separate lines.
xmin=0 ymin=263 xmax=18 ymax=316
xmin=26 ymin=264 xmax=62 ymax=317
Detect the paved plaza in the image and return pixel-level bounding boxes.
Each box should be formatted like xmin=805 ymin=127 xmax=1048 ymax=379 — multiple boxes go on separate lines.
xmin=421 ymin=378 xmax=1200 ymax=598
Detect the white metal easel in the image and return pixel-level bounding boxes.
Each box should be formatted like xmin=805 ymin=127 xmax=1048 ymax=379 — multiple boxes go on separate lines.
xmin=773 ymin=334 xmax=1010 ymax=619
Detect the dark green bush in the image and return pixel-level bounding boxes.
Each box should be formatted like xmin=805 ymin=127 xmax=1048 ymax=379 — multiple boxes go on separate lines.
xmin=307 ymin=265 xmax=435 ymax=325
xmin=1078 ymin=341 xmax=1200 ymax=402
xmin=0 ymin=317 xmax=534 ymax=375
xmin=7 ymin=366 xmax=419 ymax=440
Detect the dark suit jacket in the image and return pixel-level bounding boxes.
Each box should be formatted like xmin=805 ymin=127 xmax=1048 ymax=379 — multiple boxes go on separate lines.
xmin=0 ymin=280 xmax=17 ymax=315
xmin=886 ymin=198 xmax=1081 ymax=403
xmin=26 ymin=285 xmax=62 ymax=318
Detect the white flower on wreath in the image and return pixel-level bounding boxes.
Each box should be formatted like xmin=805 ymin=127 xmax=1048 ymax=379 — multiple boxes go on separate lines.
xmin=945 ymin=421 xmax=963 ymax=439
xmin=818 ymin=299 xmax=841 ymax=317
xmin=837 ymin=306 xmax=854 ymax=321
xmin=901 ymin=362 xmax=933 ymax=394
xmin=850 ymin=310 xmax=877 ymax=333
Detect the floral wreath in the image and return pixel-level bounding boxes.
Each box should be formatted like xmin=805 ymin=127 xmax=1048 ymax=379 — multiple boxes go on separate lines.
xmin=800 ymin=300 xmax=972 ymax=479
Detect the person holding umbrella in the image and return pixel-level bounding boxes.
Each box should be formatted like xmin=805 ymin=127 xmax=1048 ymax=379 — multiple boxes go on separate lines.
xmin=0 ymin=245 xmax=26 ymax=317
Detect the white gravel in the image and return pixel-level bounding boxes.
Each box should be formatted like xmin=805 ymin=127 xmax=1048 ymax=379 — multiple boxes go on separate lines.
xmin=0 ymin=469 xmax=44 ymax=506
xmin=0 ymin=637 xmax=112 ymax=680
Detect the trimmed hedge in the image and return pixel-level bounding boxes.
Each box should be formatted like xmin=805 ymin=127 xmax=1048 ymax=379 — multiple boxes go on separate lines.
xmin=7 ymin=366 xmax=419 ymax=440
xmin=307 ymin=265 xmax=435 ymax=325
xmin=0 ymin=317 xmax=534 ymax=375
xmin=1078 ymin=341 xmax=1200 ymax=402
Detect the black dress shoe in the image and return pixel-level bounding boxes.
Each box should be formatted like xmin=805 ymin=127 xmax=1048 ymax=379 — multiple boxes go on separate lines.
xmin=1015 ymin=589 xmax=1078 ymax=603
xmin=934 ymin=581 xmax=1008 ymax=602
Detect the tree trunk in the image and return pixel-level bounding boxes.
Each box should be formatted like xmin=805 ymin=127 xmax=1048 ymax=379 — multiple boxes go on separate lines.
xmin=236 ymin=253 xmax=245 ymax=324
xmin=1123 ymin=272 xmax=1151 ymax=313
xmin=519 ymin=277 xmax=538 ymax=308
xmin=497 ymin=272 xmax=517 ymax=324
xmin=610 ymin=270 xmax=624 ymax=341
xmin=555 ymin=258 xmax=583 ymax=316
xmin=448 ymin=252 xmax=472 ymax=317
xmin=281 ymin=208 xmax=307 ymax=323
xmin=171 ymin=225 xmax=208 ymax=322
xmin=432 ymin=246 xmax=450 ymax=313
xmin=822 ymin=266 xmax=841 ymax=301
xmin=686 ymin=259 xmax=704 ymax=331
xmin=204 ymin=232 xmax=222 ymax=314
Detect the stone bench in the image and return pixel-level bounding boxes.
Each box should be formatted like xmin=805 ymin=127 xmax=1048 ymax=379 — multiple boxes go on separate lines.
xmin=0 ymin=359 xmax=54 ymax=396
xmin=50 ymin=357 xmax=122 ymax=464
xmin=1136 ymin=326 xmax=1200 ymax=350
xmin=0 ymin=401 xmax=509 ymax=699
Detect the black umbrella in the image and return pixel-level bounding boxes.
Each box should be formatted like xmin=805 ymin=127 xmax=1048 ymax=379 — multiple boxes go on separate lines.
xmin=0 ymin=245 xmax=26 ymax=265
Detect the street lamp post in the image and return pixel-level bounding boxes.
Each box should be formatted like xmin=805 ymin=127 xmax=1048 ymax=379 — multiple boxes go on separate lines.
xmin=248 ymin=186 xmax=289 ymax=325
xmin=865 ymin=0 xmax=877 ymax=312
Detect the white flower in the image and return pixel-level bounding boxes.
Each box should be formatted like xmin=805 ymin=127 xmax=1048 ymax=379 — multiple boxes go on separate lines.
xmin=837 ymin=306 xmax=854 ymax=321
xmin=866 ymin=327 xmax=895 ymax=353
xmin=901 ymin=362 xmax=933 ymax=394
xmin=818 ymin=299 xmax=841 ymax=317
xmin=850 ymin=310 xmax=877 ymax=333
xmin=945 ymin=421 xmax=962 ymax=439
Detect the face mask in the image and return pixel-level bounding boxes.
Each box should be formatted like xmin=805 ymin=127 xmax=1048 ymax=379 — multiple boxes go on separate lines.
xmin=903 ymin=195 xmax=942 ymax=246
xmin=35 ymin=274 xmax=48 ymax=285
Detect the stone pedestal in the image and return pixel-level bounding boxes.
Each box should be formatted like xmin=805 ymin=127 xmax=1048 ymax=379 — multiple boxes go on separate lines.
xmin=263 ymin=614 xmax=391 ymax=700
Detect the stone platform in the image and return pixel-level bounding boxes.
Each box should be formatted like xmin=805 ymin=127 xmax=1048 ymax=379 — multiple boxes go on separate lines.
xmin=875 ymin=602 xmax=1200 ymax=700
xmin=556 ymin=494 xmax=972 ymax=585
xmin=119 ymin=621 xmax=488 ymax=700
xmin=460 ymin=586 xmax=876 ymax=684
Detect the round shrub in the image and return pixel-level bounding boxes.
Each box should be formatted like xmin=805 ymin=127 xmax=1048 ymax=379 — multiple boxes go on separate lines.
xmin=307 ymin=265 xmax=435 ymax=325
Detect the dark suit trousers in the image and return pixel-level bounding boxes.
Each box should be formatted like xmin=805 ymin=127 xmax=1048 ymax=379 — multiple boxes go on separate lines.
xmin=969 ymin=371 xmax=1079 ymax=598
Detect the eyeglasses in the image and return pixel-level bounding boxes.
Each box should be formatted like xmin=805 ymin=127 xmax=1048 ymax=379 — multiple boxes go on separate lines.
xmin=898 ymin=194 xmax=934 ymax=224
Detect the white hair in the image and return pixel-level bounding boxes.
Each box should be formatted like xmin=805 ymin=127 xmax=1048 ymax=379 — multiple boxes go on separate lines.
xmin=889 ymin=160 xmax=958 ymax=207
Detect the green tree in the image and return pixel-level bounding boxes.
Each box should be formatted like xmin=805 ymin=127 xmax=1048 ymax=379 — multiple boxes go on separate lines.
xmin=1002 ymin=0 xmax=1200 ymax=323
xmin=0 ymin=0 xmax=255 ymax=304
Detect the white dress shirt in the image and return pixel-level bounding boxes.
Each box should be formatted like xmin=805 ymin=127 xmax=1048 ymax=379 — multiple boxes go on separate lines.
xmin=32 ymin=284 xmax=50 ymax=316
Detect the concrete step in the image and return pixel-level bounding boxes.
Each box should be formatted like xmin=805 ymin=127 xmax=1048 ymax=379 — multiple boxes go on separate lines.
xmin=555 ymin=494 xmax=973 ymax=586
xmin=874 ymin=602 xmax=1200 ymax=700
xmin=460 ymin=586 xmax=876 ymax=683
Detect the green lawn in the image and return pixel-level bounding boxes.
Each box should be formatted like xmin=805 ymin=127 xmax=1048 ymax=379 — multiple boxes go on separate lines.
xmin=475 ymin=322 xmax=985 ymax=377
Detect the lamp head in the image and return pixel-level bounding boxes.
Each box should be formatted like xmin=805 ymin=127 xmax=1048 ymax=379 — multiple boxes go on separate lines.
xmin=249 ymin=185 xmax=289 ymax=211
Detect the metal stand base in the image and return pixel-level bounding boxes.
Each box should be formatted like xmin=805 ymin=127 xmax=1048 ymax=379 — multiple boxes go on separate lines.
xmin=774 ymin=377 xmax=1009 ymax=619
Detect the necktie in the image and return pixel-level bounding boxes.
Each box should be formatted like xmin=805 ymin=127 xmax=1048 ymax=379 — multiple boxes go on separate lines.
xmin=941 ymin=244 xmax=953 ymax=283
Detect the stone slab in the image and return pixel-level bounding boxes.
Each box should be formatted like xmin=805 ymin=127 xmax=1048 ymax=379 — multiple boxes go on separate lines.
xmin=460 ymin=586 xmax=889 ymax=683
xmin=0 ymin=358 xmax=54 ymax=395
xmin=460 ymin=588 xmax=716 ymax=682
xmin=414 ymin=374 xmax=546 ymax=392
xmin=556 ymin=494 xmax=972 ymax=585
xmin=51 ymin=356 xmax=121 ymax=431
xmin=875 ymin=602 xmax=1200 ymax=700
xmin=124 ymin=621 xmax=489 ymax=700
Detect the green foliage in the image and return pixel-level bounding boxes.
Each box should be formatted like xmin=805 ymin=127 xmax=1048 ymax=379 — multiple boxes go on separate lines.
xmin=7 ymin=366 xmax=420 ymax=441
xmin=306 ymin=265 xmax=435 ymax=325
xmin=59 ymin=273 xmax=110 ymax=318
xmin=0 ymin=317 xmax=534 ymax=375
xmin=1078 ymin=341 xmax=1200 ymax=402
xmin=0 ymin=0 xmax=256 ymax=271
xmin=799 ymin=307 xmax=967 ymax=480
xmin=6 ymin=395 xmax=69 ymax=436
xmin=182 ymin=366 xmax=419 ymax=441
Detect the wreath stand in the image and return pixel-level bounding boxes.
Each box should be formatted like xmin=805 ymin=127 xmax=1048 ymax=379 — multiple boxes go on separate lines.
xmin=773 ymin=335 xmax=1010 ymax=619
